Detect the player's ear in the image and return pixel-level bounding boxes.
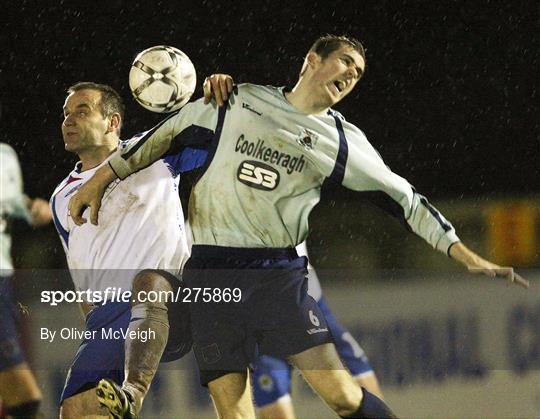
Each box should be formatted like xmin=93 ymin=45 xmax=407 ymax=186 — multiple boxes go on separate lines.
xmin=306 ymin=52 xmax=321 ymax=69
xmin=107 ymin=113 xmax=121 ymax=134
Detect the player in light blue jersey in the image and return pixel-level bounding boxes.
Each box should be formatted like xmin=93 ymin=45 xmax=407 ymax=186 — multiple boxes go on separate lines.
xmin=203 ymin=75 xmax=385 ymax=418
xmin=0 ymin=143 xmax=52 ymax=418
xmin=70 ymin=35 xmax=528 ymax=419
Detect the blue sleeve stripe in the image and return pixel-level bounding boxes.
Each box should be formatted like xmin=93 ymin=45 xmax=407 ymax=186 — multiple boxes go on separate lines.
xmin=358 ymin=190 xmax=412 ymax=231
xmin=328 ymin=115 xmax=349 ymax=184
xmin=163 ymin=148 xmax=208 ymax=176
xmin=193 ymin=105 xmax=227 ymax=183
xmin=162 ymin=124 xmax=215 ymax=175
xmin=417 ymin=194 xmax=452 ymax=232
xmin=51 ymin=195 xmax=69 ymax=247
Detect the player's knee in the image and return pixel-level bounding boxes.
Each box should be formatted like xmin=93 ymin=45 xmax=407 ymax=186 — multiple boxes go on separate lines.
xmin=131 ymin=300 xmax=169 ymax=335
xmin=5 ymin=399 xmax=41 ymax=418
xmin=132 ymin=270 xmax=173 ymax=305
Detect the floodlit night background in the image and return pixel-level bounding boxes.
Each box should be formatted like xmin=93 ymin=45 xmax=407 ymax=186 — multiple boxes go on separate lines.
xmin=3 ymin=1 xmax=538 ymax=200
xmin=1 ymin=1 xmax=539 ymax=417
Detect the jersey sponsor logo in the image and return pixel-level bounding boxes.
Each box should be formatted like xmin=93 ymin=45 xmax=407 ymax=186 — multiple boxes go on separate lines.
xmin=242 ymin=102 xmax=262 ymax=116
xmin=237 ymin=160 xmax=280 ymax=191
xmin=235 ymin=135 xmax=306 ymax=174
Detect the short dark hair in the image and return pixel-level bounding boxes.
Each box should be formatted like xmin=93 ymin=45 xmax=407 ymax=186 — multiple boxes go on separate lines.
xmin=308 ymin=34 xmax=366 ymax=63
xmin=67 ymin=82 xmax=125 ymax=134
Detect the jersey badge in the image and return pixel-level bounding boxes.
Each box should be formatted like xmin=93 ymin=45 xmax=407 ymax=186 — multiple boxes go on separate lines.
xmin=296 ymin=128 xmax=318 ymax=150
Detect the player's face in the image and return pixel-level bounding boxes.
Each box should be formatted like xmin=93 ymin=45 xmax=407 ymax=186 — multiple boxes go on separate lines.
xmin=309 ymin=45 xmax=365 ymax=107
xmin=62 ymin=89 xmax=111 ymax=154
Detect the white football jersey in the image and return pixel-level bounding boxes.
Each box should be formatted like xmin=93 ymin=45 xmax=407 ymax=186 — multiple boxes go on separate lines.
xmin=51 ymin=138 xmax=205 ymax=294
xmin=0 ymin=143 xmax=31 ymax=274
xmin=110 ymin=84 xmax=459 ymax=255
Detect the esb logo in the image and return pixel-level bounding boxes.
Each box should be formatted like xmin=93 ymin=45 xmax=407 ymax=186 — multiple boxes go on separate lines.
xmin=237 ymin=160 xmax=280 ymax=191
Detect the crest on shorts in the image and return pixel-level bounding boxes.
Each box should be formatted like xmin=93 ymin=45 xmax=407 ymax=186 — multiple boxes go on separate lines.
xmin=258 ymin=374 xmax=275 ymax=392
xmin=296 ymin=128 xmax=318 ymax=150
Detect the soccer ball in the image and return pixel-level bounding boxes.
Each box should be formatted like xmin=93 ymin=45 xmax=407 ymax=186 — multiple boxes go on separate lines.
xmin=129 ymin=45 xmax=196 ymax=113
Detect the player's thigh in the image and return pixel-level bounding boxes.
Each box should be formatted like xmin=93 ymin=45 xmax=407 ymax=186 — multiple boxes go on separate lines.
xmin=131 ymin=269 xmax=173 ymax=297
xmin=289 ymin=343 xmax=362 ymax=413
xmin=60 ymin=388 xmax=109 ymax=418
xmin=0 ymin=363 xmax=41 ymax=407
xmin=208 ymin=371 xmax=256 ymax=419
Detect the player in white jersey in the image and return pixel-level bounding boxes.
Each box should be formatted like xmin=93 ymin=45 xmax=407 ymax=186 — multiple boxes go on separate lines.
xmin=52 ymin=82 xmax=204 ymax=418
xmin=70 ymin=35 xmax=528 ymax=418
xmin=0 ymin=143 xmax=51 ymax=418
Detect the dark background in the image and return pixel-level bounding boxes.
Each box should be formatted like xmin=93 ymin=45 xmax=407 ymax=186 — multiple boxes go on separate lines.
xmin=1 ymin=0 xmax=538 ymax=270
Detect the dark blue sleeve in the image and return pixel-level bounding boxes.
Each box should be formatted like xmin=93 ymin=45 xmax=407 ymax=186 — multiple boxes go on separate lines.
xmin=160 ymin=124 xmax=214 ymax=175
xmin=163 ymin=147 xmax=208 ymax=175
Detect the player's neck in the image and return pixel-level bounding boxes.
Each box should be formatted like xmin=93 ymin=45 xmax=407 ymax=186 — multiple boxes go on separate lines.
xmin=79 ymin=144 xmax=117 ymax=172
xmin=285 ymin=79 xmax=329 ymax=115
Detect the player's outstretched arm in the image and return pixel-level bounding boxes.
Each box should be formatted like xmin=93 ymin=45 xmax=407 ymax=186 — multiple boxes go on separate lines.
xmin=203 ymin=74 xmax=234 ymax=106
xmin=26 ymin=197 xmax=52 ymax=227
xmin=449 ymin=242 xmax=529 ymax=289
xmin=68 ymin=164 xmax=118 ymax=226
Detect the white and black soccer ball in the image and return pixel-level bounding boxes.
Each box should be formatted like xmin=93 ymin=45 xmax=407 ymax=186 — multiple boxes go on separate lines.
xmin=129 ymin=45 xmax=196 ymax=113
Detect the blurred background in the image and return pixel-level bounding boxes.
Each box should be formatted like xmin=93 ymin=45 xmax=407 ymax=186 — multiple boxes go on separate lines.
xmin=1 ymin=0 xmax=538 ymax=417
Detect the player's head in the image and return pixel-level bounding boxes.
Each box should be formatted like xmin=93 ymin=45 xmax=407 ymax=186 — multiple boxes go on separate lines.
xmin=299 ymin=34 xmax=366 ymax=108
xmin=62 ymin=82 xmax=124 ymax=154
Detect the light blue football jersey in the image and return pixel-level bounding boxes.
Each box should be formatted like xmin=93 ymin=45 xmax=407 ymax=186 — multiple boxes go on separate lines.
xmin=110 ymin=84 xmax=459 ymax=252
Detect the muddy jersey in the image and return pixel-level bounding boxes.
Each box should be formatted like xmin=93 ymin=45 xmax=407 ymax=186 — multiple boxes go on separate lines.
xmin=109 ymin=84 xmax=459 ymax=253
xmin=51 ymin=135 xmax=206 ymax=294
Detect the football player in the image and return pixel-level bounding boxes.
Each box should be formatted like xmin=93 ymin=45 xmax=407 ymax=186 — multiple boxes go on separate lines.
xmin=1 ymin=143 xmax=51 ymax=418
xmin=70 ymin=35 xmax=528 ymax=419
xmin=52 ymin=82 xmax=204 ymax=418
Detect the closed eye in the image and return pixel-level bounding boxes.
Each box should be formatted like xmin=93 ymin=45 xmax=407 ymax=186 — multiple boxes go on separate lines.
xmin=341 ymin=54 xmax=364 ymax=79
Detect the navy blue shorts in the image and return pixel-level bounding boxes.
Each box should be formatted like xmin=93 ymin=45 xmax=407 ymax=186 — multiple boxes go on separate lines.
xmin=252 ymin=297 xmax=374 ymax=407
xmin=184 ymin=246 xmax=333 ymax=386
xmin=0 ymin=276 xmax=25 ymax=371
xmin=61 ymin=271 xmax=191 ymax=403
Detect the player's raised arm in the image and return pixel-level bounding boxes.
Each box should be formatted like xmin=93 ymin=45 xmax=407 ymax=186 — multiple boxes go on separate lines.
xmin=340 ymin=127 xmax=528 ymax=288
xmin=449 ymin=242 xmax=529 ymax=288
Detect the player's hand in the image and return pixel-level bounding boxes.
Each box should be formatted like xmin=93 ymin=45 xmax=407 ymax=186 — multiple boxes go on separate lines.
xmin=68 ymin=165 xmax=117 ymax=226
xmin=203 ymin=74 xmax=234 ymax=106
xmin=449 ymin=242 xmax=529 ymax=289
xmin=467 ymin=266 xmax=529 ymax=288
xmin=27 ymin=197 xmax=52 ymax=227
